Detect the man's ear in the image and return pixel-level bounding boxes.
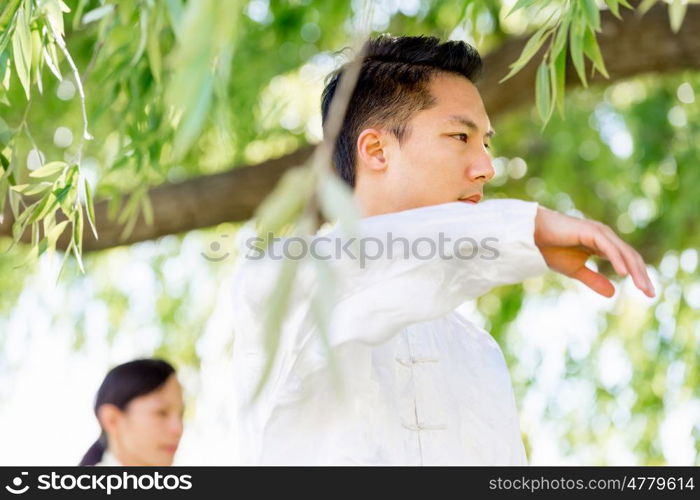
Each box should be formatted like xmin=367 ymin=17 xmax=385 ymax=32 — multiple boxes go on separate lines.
xmin=356 ymin=128 xmax=388 ymax=172
xmin=97 ymin=404 xmax=123 ymax=435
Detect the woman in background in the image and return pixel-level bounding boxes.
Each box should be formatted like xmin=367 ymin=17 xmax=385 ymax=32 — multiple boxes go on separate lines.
xmin=79 ymin=358 xmax=185 ymax=466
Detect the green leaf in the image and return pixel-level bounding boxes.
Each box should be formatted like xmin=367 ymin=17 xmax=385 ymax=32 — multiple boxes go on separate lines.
xmin=580 ymin=0 xmax=601 ymax=31
xmin=55 ymin=239 xmax=73 ymax=282
xmin=165 ymin=0 xmax=239 ymax=159
xmin=30 ymin=218 xmax=39 ymax=248
xmin=116 ymin=190 xmax=143 ymax=225
xmin=318 ymin=173 xmax=359 ymax=240
xmin=54 ymin=180 xmax=73 ymax=203
xmin=255 ymin=166 xmax=313 ymax=244
xmin=570 ymin=17 xmax=587 ymax=87
xmin=36 ymin=236 xmax=48 ymax=258
xmin=29 ymin=191 xmax=59 ymax=223
xmin=130 ymin=7 xmax=149 ymax=66
xmin=81 ymin=4 xmax=114 ymax=25
xmin=64 ymin=163 xmax=79 ymax=185
xmin=500 ymin=25 xmax=550 ymax=83
xmin=73 ymin=242 xmax=85 ymax=273
xmin=72 ymin=0 xmax=90 ymax=29
xmin=117 ymin=190 xmax=144 ymax=241
xmin=171 ymin=73 xmax=214 ymax=159
xmin=42 ymin=42 xmax=62 ymax=81
xmin=583 ymin=27 xmax=609 ymax=78
xmin=164 ymin=0 xmax=184 ymax=39
xmin=11 ymin=4 xmax=32 ymax=100
xmin=506 ymin=0 xmax=538 ymax=17
xmin=252 ymin=256 xmax=300 ymax=401
xmin=0 ymin=0 xmax=21 ymax=29
xmin=0 ymin=173 xmax=7 ymax=223
xmin=669 ymin=0 xmax=687 ymax=33
xmin=9 ymin=199 xmax=40 ymax=249
xmin=73 ymin=206 xmax=83 ymax=259
xmin=535 ymin=60 xmax=552 ymax=124
xmin=637 ymin=0 xmax=657 ymax=16
xmin=551 ymin=14 xmax=571 ymax=59
xmin=141 ymin=192 xmax=154 ymax=226
xmin=308 ymin=258 xmax=340 ymax=386
xmin=604 ymin=0 xmax=621 ymax=19
xmin=15 ymin=240 xmax=39 ymax=268
xmin=30 ymin=27 xmax=42 ymax=94
xmin=119 ymin=211 xmax=138 ymax=241
xmin=553 ymin=43 xmax=567 ymax=115
xmin=44 ymin=0 xmax=69 ymax=37
xmin=10 ymin=183 xmax=30 ymax=193
xmin=42 ymin=208 xmax=56 ymax=227
xmin=146 ymin=8 xmax=162 ymax=85
xmin=549 ymin=54 xmax=557 ymax=118
xmin=28 ymin=160 xmax=66 ymax=180
xmin=47 ymin=219 xmax=69 ymax=248
xmin=54 ymin=164 xmax=79 ymax=214
xmin=118 ymin=0 xmax=137 ymax=24
xmin=84 ymin=178 xmax=98 ymax=239
xmin=57 ymin=187 xmax=76 ymax=216
xmin=0 ymin=114 xmax=12 ymax=147
xmin=9 ymin=185 xmax=21 ymax=220
xmin=10 ymin=181 xmax=51 ymax=196
xmin=0 ymin=51 xmax=10 ymax=99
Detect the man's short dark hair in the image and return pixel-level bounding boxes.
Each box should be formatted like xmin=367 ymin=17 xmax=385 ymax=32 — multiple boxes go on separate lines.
xmin=321 ymin=35 xmax=483 ymax=188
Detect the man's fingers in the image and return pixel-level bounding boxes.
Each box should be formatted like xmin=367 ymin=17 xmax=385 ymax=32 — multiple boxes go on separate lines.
xmin=590 ymin=230 xmax=628 ymax=277
xmin=600 ymin=227 xmax=656 ymax=297
xmin=620 ymin=244 xmax=654 ymax=297
xmin=573 ymin=266 xmax=616 ymax=297
xmin=583 ymin=223 xmax=655 ymax=298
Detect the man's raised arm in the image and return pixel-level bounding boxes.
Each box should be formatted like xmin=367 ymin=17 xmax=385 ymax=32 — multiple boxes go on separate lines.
xmin=235 ymin=199 xmax=543 ymax=349
xmin=232 ymin=197 xmax=654 ymax=350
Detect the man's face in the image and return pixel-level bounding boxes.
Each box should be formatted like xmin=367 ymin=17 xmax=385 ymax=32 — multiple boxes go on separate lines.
xmin=355 ymin=73 xmax=495 ymax=215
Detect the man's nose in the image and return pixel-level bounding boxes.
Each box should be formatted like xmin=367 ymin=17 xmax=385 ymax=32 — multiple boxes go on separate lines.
xmin=467 ymin=147 xmax=495 ymax=183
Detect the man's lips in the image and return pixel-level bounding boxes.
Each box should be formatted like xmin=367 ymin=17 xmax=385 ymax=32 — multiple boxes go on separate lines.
xmin=458 ymin=194 xmax=482 ymax=204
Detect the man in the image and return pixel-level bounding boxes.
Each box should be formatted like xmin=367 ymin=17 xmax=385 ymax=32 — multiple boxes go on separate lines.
xmin=230 ymin=35 xmax=654 ymax=465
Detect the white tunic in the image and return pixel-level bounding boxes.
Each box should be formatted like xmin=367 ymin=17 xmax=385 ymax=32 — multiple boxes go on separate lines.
xmin=231 ymin=199 xmax=549 ymax=465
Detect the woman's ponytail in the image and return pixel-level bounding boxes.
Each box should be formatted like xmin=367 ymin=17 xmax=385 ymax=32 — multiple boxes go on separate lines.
xmin=79 ymin=433 xmax=106 ymax=466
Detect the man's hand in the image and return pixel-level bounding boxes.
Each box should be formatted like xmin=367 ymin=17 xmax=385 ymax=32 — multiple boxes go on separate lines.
xmin=534 ymin=206 xmax=655 ymax=298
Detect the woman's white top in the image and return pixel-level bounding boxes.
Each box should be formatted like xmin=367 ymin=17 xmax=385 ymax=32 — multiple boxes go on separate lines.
xmin=94 ymin=450 xmax=123 ymax=466
xmin=231 ymin=199 xmax=549 ymax=465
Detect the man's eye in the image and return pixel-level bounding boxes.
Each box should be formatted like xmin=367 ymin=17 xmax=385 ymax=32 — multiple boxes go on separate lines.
xmin=484 ymin=143 xmax=490 ymax=149
xmin=452 ymin=133 xmax=468 ymax=142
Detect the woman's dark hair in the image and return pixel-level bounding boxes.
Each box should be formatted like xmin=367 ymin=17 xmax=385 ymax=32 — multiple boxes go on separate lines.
xmin=321 ymin=35 xmax=483 ymax=188
xmin=79 ymin=358 xmax=176 ymax=466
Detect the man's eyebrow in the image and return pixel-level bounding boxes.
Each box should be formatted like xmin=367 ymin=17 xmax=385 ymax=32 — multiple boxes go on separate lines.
xmin=446 ymin=114 xmax=495 ymax=138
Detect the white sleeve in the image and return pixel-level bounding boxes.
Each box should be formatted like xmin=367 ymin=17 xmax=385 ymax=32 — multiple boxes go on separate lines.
xmin=232 ymin=199 xmax=548 ymax=349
